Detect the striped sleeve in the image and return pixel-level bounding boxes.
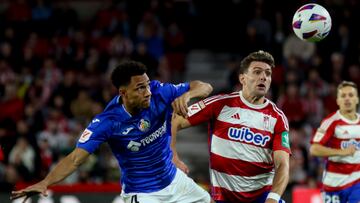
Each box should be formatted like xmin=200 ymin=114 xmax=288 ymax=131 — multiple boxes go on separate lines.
xmin=312 ymin=112 xmax=337 ymax=145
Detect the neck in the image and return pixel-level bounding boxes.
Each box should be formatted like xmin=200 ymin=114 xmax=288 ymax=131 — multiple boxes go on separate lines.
xmin=242 ymin=91 xmax=265 ymax=105
xmin=339 ymin=110 xmax=357 ymax=121
xmin=122 ymin=100 xmax=139 ymax=116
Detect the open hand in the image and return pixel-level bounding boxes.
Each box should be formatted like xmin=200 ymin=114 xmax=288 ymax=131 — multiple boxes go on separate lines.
xmin=11 ymin=182 xmax=48 ymax=202
xmin=172 ymin=92 xmax=190 ymax=117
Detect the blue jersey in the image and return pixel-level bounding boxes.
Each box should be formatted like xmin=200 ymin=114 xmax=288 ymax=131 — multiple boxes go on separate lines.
xmin=77 ymin=80 xmax=190 ymax=193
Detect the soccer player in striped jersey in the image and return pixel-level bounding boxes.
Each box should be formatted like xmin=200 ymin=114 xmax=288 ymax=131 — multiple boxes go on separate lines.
xmin=11 ymin=61 xmax=214 ymax=203
xmin=172 ymin=51 xmax=290 ymax=203
xmin=310 ymin=81 xmax=360 ymax=203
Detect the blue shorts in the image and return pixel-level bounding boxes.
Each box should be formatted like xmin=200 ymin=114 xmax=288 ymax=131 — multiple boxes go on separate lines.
xmin=323 ymin=182 xmax=360 ymax=203
xmin=215 ymin=191 xmax=285 ymax=203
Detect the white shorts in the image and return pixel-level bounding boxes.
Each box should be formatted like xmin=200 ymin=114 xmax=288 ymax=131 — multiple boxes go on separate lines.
xmin=121 ymin=168 xmax=211 ymax=203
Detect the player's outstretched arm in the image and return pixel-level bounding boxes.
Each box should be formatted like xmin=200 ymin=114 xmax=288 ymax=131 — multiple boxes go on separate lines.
xmin=172 ymin=80 xmax=212 ymax=117
xmin=266 ymin=150 xmax=289 ymax=203
xmin=10 ymin=148 xmax=90 ymax=202
xmin=171 ymin=113 xmax=192 ymax=174
xmin=310 ymin=143 xmax=356 ymax=157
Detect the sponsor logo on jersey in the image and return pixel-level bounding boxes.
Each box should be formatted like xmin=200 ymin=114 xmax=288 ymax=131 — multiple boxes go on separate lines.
xmin=281 ymin=131 xmax=290 ymax=148
xmin=127 ymin=121 xmax=167 ymax=151
xmin=122 ymin=127 xmax=134 ymax=135
xmin=140 ymin=121 xmax=167 ymax=146
xmin=79 ymin=129 xmax=93 ymax=143
xmin=228 ymin=127 xmax=270 ymax=146
xmin=341 ymin=139 xmax=360 ymax=150
xmin=138 ymin=119 xmax=150 ymax=132
xmin=231 ymin=113 xmax=240 ymax=119
xmin=127 ymin=141 xmax=141 ymax=152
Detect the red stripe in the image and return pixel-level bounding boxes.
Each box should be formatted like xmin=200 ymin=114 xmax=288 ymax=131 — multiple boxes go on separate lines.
xmin=211 ymin=185 xmax=271 ymax=202
xmin=210 ymin=152 xmax=273 ymax=176
xmin=324 ymin=179 xmax=360 ymax=192
xmin=15 ymin=182 xmax=121 ymax=193
xmin=327 ymin=161 xmax=360 ymax=174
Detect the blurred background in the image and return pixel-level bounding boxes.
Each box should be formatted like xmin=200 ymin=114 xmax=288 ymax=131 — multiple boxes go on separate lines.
xmin=0 ymin=0 xmax=359 ymax=202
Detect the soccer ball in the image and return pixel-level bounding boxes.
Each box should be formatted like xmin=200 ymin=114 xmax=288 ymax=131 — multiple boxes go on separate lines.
xmin=292 ymin=3 xmax=332 ymax=42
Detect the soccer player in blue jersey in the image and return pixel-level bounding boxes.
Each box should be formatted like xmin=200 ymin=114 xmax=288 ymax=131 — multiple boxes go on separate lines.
xmin=11 ymin=61 xmax=213 ymax=203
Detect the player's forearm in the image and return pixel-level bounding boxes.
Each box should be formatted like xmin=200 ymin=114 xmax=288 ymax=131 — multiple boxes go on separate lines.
xmin=188 ymin=80 xmax=213 ymax=99
xmin=270 ymin=160 xmax=289 ymax=197
xmin=43 ymin=148 xmax=88 ymax=186
xmin=310 ymin=144 xmax=345 ymax=157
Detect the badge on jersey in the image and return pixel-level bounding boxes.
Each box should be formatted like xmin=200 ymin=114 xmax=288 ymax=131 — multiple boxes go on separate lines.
xmin=79 ymin=129 xmax=93 ymax=143
xmin=281 ymin=131 xmax=290 ymax=148
xmin=138 ymin=119 xmax=150 ymax=132
xmin=188 ymin=101 xmax=205 ymax=117
xmin=263 ymin=115 xmax=270 ymax=130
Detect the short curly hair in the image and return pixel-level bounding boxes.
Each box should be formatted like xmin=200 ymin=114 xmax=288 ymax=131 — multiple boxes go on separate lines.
xmin=111 ymin=60 xmax=147 ymax=89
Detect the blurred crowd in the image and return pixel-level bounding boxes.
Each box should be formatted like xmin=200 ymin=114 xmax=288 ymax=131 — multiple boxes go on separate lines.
xmin=0 ymin=0 xmax=360 ymax=196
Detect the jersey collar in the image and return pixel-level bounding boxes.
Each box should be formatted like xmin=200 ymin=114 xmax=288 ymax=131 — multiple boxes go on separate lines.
xmin=337 ymin=110 xmax=360 ymax=124
xmin=239 ymin=91 xmax=269 ymax=109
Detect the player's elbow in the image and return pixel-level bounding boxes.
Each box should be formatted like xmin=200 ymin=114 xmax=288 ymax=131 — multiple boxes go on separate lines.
xmin=309 ymin=144 xmax=320 ymax=156
xmin=203 ymin=82 xmax=213 ymax=96
xmin=190 ymin=80 xmax=213 ymax=97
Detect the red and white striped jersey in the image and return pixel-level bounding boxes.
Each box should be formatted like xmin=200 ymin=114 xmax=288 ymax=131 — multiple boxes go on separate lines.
xmin=187 ymin=91 xmax=290 ymax=202
xmin=312 ymin=111 xmax=360 ymax=192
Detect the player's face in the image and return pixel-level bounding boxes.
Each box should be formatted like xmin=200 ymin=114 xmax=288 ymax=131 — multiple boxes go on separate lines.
xmin=239 ymin=61 xmax=272 ymax=97
xmin=337 ymin=86 xmax=359 ymax=112
xmin=122 ymin=73 xmax=151 ymax=110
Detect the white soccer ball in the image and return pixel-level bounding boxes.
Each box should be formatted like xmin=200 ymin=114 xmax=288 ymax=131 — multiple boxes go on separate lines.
xmin=292 ymin=3 xmax=332 ymax=42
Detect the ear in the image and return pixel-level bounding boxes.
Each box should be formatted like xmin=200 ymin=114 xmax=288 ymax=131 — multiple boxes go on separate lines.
xmin=239 ymin=74 xmax=245 ymax=85
xmin=336 ymin=97 xmax=340 ymax=106
xmin=119 ymin=88 xmax=126 ymax=97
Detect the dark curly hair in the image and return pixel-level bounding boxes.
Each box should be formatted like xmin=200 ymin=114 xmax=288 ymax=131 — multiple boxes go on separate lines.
xmin=111 ymin=60 xmax=147 ymax=88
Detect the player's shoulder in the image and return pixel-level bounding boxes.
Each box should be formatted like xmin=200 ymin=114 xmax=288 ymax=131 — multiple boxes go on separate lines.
xmin=150 ymin=80 xmax=188 ymax=93
xmin=319 ymin=111 xmax=341 ymax=128
xmin=97 ymin=96 xmax=129 ymax=123
xmin=267 ymin=99 xmax=287 ymax=117
xmin=202 ymin=91 xmax=239 ymax=106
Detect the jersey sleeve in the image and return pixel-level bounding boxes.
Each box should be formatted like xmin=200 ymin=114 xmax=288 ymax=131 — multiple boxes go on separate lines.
xmin=76 ymin=116 xmax=112 ymax=154
xmin=187 ymin=96 xmax=218 ymax=126
xmin=311 ymin=119 xmax=336 ymax=145
xmin=272 ymin=113 xmax=291 ymax=154
xmin=151 ymin=80 xmax=190 ymax=104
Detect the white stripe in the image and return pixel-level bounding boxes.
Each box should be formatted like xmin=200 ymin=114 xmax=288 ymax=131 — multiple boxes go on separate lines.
xmin=334 ymin=125 xmax=360 ymax=139
xmin=210 ymin=169 xmax=274 ymax=192
xmin=217 ymin=106 xmax=277 ymax=133
xmin=204 ymin=94 xmax=223 ymax=103
xmin=269 ymin=101 xmax=289 ymax=131
xmin=323 ymin=170 xmax=360 ymax=187
xmin=320 ymin=112 xmax=339 ymax=131
xmin=205 ymin=94 xmax=239 ymax=106
xmin=313 ymin=131 xmax=325 ymax=143
xmin=203 ymin=92 xmax=238 ymax=103
xmin=211 ymin=134 xmax=273 ymax=163
xmin=328 ymin=151 xmax=360 ymax=164
xmin=313 ymin=113 xmax=339 ymax=142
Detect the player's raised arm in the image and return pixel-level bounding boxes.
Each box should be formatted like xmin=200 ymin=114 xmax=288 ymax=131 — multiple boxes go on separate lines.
xmin=172 ymin=80 xmax=213 ymax=117
xmin=266 ymin=150 xmax=290 ymax=203
xmin=10 ymin=148 xmax=90 ymax=201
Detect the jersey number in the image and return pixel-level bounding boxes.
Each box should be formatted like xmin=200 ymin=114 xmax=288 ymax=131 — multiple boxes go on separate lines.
xmin=325 ymin=194 xmax=340 ymax=203
xmin=131 ymin=195 xmax=140 ymax=203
